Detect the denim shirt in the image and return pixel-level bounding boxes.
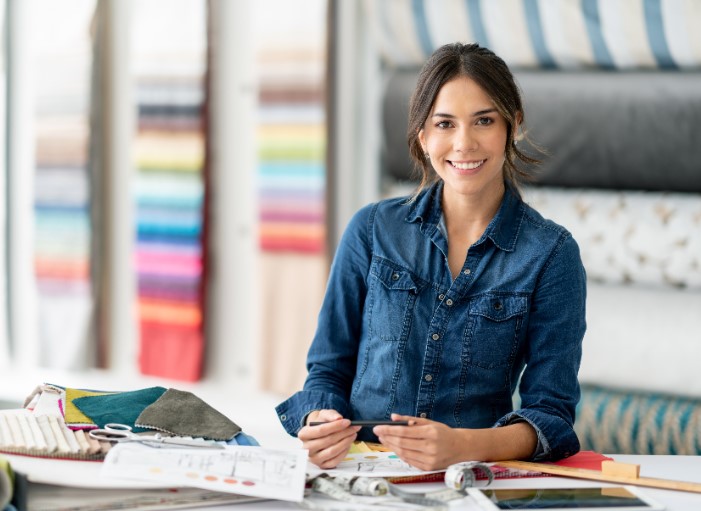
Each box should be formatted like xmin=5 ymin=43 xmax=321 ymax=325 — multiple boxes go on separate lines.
xmin=276 ymin=182 xmax=586 ymax=461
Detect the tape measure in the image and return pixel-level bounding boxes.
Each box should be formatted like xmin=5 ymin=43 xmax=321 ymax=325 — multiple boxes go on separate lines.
xmin=306 ymin=461 xmax=493 ymax=509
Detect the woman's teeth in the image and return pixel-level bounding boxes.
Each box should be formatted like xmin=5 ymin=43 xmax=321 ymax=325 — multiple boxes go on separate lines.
xmin=451 ymin=160 xmax=484 ymax=170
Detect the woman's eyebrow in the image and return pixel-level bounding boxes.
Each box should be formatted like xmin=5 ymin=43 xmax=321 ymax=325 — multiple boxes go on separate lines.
xmin=432 ymin=108 xmax=497 ymax=118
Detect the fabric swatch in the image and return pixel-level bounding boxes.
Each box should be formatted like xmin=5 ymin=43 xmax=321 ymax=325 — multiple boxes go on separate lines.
xmin=72 ymin=387 xmax=167 ymax=432
xmin=64 ymin=388 xmax=113 ymax=430
xmin=135 ymin=388 xmax=240 ymax=441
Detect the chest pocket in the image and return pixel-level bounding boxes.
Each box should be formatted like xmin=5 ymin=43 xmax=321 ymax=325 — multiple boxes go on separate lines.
xmin=466 ymin=295 xmax=527 ymax=368
xmin=367 ymin=259 xmax=424 ymax=341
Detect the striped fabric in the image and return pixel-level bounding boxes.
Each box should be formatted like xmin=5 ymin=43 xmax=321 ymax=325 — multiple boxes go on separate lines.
xmin=132 ymin=0 xmax=208 ymax=381
xmin=257 ymin=15 xmax=327 ymax=254
xmin=364 ymin=0 xmax=701 ymax=69
xmin=577 ymin=384 xmax=701 ymax=455
xmin=33 ymin=0 xmax=97 ymax=369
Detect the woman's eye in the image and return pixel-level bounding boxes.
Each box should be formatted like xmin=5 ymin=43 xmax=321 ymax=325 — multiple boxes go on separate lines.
xmin=476 ymin=117 xmax=493 ymax=126
xmin=435 ymin=120 xmax=452 ymax=129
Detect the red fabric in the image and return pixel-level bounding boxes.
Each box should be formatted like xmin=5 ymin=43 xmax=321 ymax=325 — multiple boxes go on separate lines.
xmin=552 ymin=450 xmax=615 ymax=471
xmin=139 ymin=322 xmax=203 ymax=381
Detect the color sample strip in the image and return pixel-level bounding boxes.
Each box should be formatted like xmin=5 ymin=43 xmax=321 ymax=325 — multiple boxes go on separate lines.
xmin=132 ymin=0 xmax=208 ymax=381
xmin=257 ymin=44 xmax=327 ymax=253
xmin=32 ymin=0 xmax=97 ymax=370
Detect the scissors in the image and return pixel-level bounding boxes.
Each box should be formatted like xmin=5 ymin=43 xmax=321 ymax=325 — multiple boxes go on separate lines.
xmin=88 ymin=423 xmax=224 ymax=449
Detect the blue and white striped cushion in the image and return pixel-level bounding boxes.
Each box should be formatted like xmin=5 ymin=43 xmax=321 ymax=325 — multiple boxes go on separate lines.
xmin=364 ymin=0 xmax=701 ymax=69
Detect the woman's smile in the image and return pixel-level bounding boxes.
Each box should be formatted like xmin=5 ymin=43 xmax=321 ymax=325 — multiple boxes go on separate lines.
xmin=448 ymin=159 xmax=486 ymax=173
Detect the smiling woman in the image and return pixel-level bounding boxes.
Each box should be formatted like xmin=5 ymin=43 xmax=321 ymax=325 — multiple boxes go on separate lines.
xmin=276 ymin=43 xmax=587 ymax=472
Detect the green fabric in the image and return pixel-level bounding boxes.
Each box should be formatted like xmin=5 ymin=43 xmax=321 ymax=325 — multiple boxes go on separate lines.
xmin=72 ymin=387 xmax=167 ymax=433
xmin=136 ymin=388 xmax=241 ymax=441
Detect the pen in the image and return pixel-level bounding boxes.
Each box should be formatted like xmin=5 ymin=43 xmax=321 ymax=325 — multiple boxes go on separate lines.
xmin=309 ymin=420 xmax=411 ymax=427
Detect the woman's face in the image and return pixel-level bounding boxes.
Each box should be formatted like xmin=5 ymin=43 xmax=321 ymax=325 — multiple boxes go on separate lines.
xmin=419 ymin=75 xmax=509 ymax=206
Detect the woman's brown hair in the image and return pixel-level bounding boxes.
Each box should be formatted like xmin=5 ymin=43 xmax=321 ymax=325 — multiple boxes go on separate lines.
xmin=407 ymin=42 xmax=540 ymax=195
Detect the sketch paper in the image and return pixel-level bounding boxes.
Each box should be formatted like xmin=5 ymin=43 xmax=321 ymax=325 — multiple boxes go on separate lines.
xmin=308 ymin=451 xmax=443 ymax=478
xmin=101 ymin=443 xmax=308 ymax=502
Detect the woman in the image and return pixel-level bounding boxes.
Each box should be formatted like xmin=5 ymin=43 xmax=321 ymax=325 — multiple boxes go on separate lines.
xmin=276 ymin=43 xmax=586 ymax=471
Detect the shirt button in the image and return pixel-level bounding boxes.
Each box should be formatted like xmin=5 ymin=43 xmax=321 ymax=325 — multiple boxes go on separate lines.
xmin=280 ymin=415 xmax=287 ymax=421
xmin=419 ymin=413 xmax=427 ymax=418
xmin=445 ymin=298 xmax=453 ymax=306
xmin=463 ymin=268 xmax=471 ymax=275
xmin=431 ymin=333 xmax=440 ymax=341
xmin=391 ymin=273 xmax=400 ymax=281
xmin=424 ymin=374 xmax=433 ymax=382
xmin=438 ymin=293 xmax=445 ymax=300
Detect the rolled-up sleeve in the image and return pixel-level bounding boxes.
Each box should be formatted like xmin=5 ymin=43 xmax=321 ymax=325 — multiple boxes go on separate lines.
xmin=495 ymin=233 xmax=586 ymax=461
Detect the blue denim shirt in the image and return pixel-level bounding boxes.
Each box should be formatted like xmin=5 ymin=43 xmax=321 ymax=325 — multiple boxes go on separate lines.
xmin=276 ymin=182 xmax=586 ymax=461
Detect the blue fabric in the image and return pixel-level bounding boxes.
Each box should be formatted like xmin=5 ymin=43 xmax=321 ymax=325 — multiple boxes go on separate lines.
xmin=576 ymin=385 xmax=701 ymax=455
xmin=643 ymin=0 xmax=677 ymax=70
xmin=411 ymin=0 xmax=433 ymax=59
xmin=464 ymin=0 xmax=489 ymax=48
xmin=581 ymin=0 xmax=615 ymax=69
xmin=523 ymin=0 xmax=556 ymax=69
xmin=227 ymin=432 xmax=260 ymax=447
xmin=276 ymin=182 xmax=586 ymax=461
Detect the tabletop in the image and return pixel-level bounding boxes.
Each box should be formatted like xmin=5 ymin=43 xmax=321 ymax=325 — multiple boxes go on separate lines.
xmin=8 ymin=453 xmax=701 ymax=510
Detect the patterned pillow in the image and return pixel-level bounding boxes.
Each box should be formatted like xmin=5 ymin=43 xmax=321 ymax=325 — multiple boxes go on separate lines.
xmin=576 ymin=384 xmax=701 ymax=455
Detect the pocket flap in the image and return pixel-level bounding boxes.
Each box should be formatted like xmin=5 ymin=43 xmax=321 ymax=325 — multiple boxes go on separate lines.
xmin=371 ymin=260 xmax=421 ymax=292
xmin=470 ymin=295 xmax=527 ymax=322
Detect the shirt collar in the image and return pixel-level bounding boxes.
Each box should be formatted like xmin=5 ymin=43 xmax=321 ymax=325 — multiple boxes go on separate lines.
xmin=406 ymin=181 xmax=524 ymax=252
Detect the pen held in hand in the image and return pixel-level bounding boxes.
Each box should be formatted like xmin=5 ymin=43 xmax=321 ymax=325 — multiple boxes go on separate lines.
xmin=309 ymin=420 xmax=411 ymax=427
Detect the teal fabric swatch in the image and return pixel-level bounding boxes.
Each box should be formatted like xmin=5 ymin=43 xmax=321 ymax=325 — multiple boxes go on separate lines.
xmin=72 ymin=386 xmax=167 ymax=432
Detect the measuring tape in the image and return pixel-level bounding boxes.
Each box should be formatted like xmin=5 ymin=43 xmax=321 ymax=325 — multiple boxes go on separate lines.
xmin=305 ymin=461 xmax=493 ymax=509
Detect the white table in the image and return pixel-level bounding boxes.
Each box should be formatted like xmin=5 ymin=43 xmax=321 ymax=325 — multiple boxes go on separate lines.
xmin=9 ymin=453 xmax=699 ymax=510
xmin=200 ymin=454 xmax=701 ymax=510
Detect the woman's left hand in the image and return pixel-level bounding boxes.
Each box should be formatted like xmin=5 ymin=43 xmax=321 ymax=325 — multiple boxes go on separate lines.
xmin=373 ymin=413 xmax=466 ymax=471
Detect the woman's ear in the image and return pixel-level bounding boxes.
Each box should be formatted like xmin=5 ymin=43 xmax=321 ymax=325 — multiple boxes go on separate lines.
xmin=513 ymin=112 xmax=523 ymax=142
xmin=418 ymin=128 xmax=426 ymax=152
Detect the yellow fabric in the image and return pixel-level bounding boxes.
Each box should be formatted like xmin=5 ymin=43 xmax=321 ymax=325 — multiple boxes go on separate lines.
xmin=64 ymin=388 xmax=112 ymax=427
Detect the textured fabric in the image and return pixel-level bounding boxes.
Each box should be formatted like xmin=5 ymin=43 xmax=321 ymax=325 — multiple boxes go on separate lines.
xmin=576 ymin=385 xmax=701 ymax=455
xmin=364 ymin=0 xmax=701 ymax=69
xmin=71 ymin=387 xmax=167 ymax=432
xmin=277 ymin=182 xmax=586 ymax=461
xmin=135 ymin=388 xmax=241 ymax=441
xmin=523 ymin=187 xmax=701 ymax=289
xmin=63 ymin=388 xmax=113 ymax=430
xmin=133 ymin=1 xmax=208 ymax=382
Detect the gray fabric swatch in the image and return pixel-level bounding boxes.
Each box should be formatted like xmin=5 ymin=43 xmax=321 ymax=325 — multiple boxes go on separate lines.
xmin=135 ymin=388 xmax=241 ymax=441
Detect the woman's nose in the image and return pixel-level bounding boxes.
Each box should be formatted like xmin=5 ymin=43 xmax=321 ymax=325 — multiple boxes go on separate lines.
xmin=453 ymin=127 xmax=478 ymax=152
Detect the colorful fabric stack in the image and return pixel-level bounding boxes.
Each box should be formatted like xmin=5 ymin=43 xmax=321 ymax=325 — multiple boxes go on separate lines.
xmin=132 ymin=0 xmax=208 ymax=381
xmin=257 ymin=36 xmax=327 ymax=253
xmin=254 ymin=0 xmax=330 ymax=394
xmin=33 ymin=0 xmax=97 ymax=369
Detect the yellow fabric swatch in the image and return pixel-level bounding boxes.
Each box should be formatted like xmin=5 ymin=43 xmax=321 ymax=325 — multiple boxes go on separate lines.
xmin=64 ymin=388 xmax=113 ymax=428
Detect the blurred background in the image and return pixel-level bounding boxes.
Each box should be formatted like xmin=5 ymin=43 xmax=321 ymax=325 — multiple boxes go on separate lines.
xmin=0 ymin=0 xmax=700 ymax=455
xmin=0 ymin=0 xmax=333 ymax=404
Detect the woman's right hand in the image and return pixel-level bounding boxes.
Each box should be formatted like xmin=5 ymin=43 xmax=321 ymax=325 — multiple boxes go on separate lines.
xmin=298 ymin=409 xmax=361 ymax=468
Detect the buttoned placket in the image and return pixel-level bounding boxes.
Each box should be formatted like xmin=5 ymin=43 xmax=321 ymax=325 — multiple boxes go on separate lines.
xmin=415 ymin=246 xmax=481 ymax=419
